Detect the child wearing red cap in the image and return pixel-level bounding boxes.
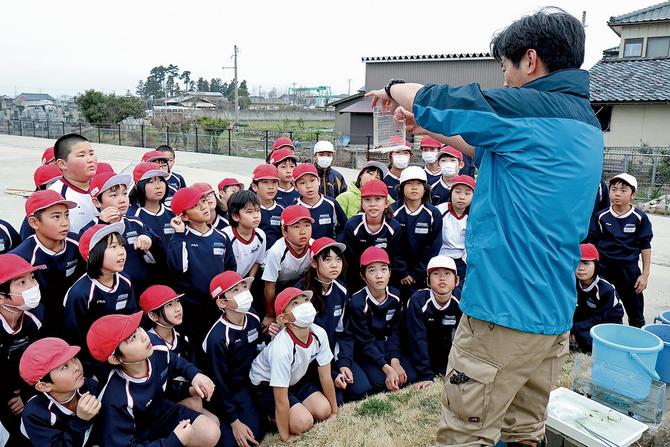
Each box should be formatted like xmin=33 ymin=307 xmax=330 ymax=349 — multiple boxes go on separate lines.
xmin=384 ymin=139 xmax=413 ymax=201
xmin=0 ymin=254 xmax=46 ymax=444
xmin=222 ymin=190 xmax=266 ymax=279
xmin=0 ymin=219 xmax=21 ymax=255
xmin=249 ymin=287 xmax=337 ymax=443
xmin=260 ymin=205 xmax=314 ymax=331
xmin=436 ymin=175 xmax=475 ymax=295
xmin=41 ymin=146 xmax=56 ymax=165
xmin=348 ymin=247 xmax=411 ymax=393
xmin=571 ymin=243 xmax=624 ymax=352
xmin=128 ymin=162 xmax=176 ymax=249
xmin=293 ymin=163 xmax=347 ymax=240
xmin=296 ymin=238 xmax=372 ymax=403
xmin=49 ymin=134 xmax=98 ymax=234
xmin=167 ymin=186 xmax=237 ymax=345
xmin=430 ymin=146 xmax=465 ymax=205
xmin=87 ymin=312 xmax=220 ymax=447
xmin=11 ymin=191 xmax=84 ymax=336
xmin=419 ymin=136 xmax=443 ymax=185
xmin=269 ymin=148 xmax=300 ymax=208
xmin=192 ymin=182 xmax=229 ymax=231
xmin=155 ymin=145 xmax=187 ymax=207
xmin=203 ymin=272 xmax=268 ymax=447
xmin=19 ymin=337 xmax=101 ymax=446
xmin=251 ymin=164 xmax=285 ymax=250
xmin=18 ymin=165 xmax=65 ymax=240
xmin=217 ymin=178 xmax=244 ymax=226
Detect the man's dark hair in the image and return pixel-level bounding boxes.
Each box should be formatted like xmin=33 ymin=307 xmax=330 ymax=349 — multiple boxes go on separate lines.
xmin=491 ymin=7 xmax=585 ymax=73
xmin=227 ymin=190 xmax=260 ymax=228
xmin=54 ymin=133 xmax=89 ymax=161
xmin=87 ymin=233 xmax=126 ymax=278
xmin=155 ymin=145 xmax=175 ymax=157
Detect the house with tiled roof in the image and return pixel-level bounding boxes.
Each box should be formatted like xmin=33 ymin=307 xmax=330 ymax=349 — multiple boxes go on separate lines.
xmin=590 ymin=1 xmax=670 ymax=146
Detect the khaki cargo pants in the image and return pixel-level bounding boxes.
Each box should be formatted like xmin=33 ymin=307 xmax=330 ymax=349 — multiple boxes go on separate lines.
xmin=436 ymin=316 xmax=569 ymax=446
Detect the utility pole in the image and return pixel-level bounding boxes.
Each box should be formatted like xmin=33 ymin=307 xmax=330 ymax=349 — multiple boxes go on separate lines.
xmin=581 ymin=11 xmax=587 ymax=28
xmin=347 ymin=78 xmax=352 ymax=96
xmin=222 ymin=44 xmax=240 ymax=128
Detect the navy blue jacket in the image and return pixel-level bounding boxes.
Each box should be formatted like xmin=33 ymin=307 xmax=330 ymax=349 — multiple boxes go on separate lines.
xmin=0 ymin=219 xmax=21 ymax=254
xmin=430 ymin=179 xmax=451 ymax=205
xmin=383 ymin=173 xmax=400 ymax=201
xmin=276 ymin=187 xmax=300 ymax=208
xmin=591 ymin=180 xmax=610 ymax=221
xmin=315 ymin=165 xmax=347 ymax=199
xmin=128 ymin=205 xmax=176 ymax=250
xmin=164 ymin=171 xmax=187 ymax=208
xmin=589 ymin=206 xmax=653 ymax=264
xmin=20 ymin=216 xmax=35 ymax=241
xmin=295 ymin=279 xmax=349 ymax=355
xmin=572 ymin=276 xmax=624 ymax=351
xmin=148 ymin=328 xmax=196 ymax=402
xmin=405 ymin=289 xmax=462 ymax=380
xmin=297 ymin=196 xmax=347 ymax=240
xmin=260 ymin=201 xmax=284 ymax=250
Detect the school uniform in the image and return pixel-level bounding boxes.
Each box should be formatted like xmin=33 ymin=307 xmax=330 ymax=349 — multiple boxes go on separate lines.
xmin=128 ymin=204 xmax=176 ymax=249
xmin=249 ymin=324 xmax=332 ymax=418
xmin=202 ymin=311 xmax=266 ymax=446
xmin=348 ymin=286 xmax=414 ymax=391
xmin=222 ymin=226 xmax=266 ymax=277
xmin=591 ymin=180 xmax=610 ymax=221
xmin=20 ymin=378 xmax=99 ymax=446
xmin=589 ymin=206 xmax=653 ymax=327
xmin=275 ymin=187 xmax=300 ymax=208
xmin=19 ymin=217 xmax=35 ymax=241
xmin=212 ymin=212 xmax=229 ymax=231
xmin=148 ymin=327 xmax=196 ymax=402
xmin=297 ymin=195 xmax=347 ymax=240
xmin=436 ymin=202 xmax=468 ymax=293
xmin=0 ymin=219 xmax=21 ymax=254
xmin=405 ymin=289 xmax=462 ymax=381
xmin=572 ymin=276 xmax=624 ymax=352
xmin=96 ymin=349 xmax=202 ymax=447
xmin=261 ymin=238 xmax=313 ymax=290
xmin=383 ymin=172 xmax=400 ymax=201
xmin=316 ymin=166 xmax=347 ymax=199
xmin=48 ymin=179 xmax=98 ymax=234
xmin=424 ymin=167 xmax=441 ymax=186
xmin=164 ymin=171 xmax=187 ymax=208
xmin=430 ymin=178 xmax=452 ymax=205
xmin=10 ymin=233 xmax=85 ymax=335
xmin=260 ymin=201 xmax=284 ymax=250
xmin=391 ymin=201 xmax=443 ymax=295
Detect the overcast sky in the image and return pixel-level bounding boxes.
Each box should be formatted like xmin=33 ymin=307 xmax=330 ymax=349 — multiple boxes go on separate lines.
xmin=0 ymin=0 xmax=653 ymax=98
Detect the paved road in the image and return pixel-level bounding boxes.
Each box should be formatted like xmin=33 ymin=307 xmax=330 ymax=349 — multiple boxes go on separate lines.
xmin=0 ymin=135 xmax=667 ymax=323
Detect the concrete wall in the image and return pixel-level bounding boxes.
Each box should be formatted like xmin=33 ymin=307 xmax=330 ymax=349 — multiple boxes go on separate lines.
xmin=604 ymin=104 xmax=670 ymax=146
xmin=618 ymin=22 xmax=670 ymax=57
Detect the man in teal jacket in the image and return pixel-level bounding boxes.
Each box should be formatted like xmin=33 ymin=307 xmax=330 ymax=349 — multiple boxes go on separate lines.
xmin=368 ymin=7 xmax=602 ymax=447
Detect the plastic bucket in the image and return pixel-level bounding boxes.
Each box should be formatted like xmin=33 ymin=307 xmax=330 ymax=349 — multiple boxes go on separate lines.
xmin=655 ymin=311 xmax=670 ymax=325
xmin=643 ymin=324 xmax=670 ymax=384
xmin=590 ymin=324 xmax=663 ymax=400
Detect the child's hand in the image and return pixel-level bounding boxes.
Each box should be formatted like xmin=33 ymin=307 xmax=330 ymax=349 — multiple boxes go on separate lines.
xmin=413 ymin=380 xmax=434 ymax=391
xmin=400 ymin=275 xmax=415 ymax=286
xmin=267 ymin=322 xmax=281 ymax=337
xmin=173 ymin=419 xmax=193 ymax=445
xmin=134 ymin=234 xmax=152 ymax=251
xmin=170 ymin=216 xmax=186 ymax=233
xmin=191 ymin=373 xmax=215 ymax=401
xmin=76 ymin=392 xmax=102 ymax=421
xmin=8 ymin=390 xmax=23 ymax=415
xmin=261 ymin=316 xmax=276 ymax=333
xmin=634 ymin=274 xmax=649 ymax=294
xmin=334 ymin=373 xmax=348 ymax=390
xmin=383 ymin=366 xmax=400 ymax=391
xmin=391 ymin=358 xmax=407 ymax=386
xmin=99 ymin=207 xmax=122 ymax=224
xmin=339 ymin=367 xmax=353 ymax=383
xmin=231 ymin=419 xmax=259 ymax=447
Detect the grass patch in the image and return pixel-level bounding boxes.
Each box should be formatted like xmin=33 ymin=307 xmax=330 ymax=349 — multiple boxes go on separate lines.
xmin=355 ymin=397 xmax=396 ymax=418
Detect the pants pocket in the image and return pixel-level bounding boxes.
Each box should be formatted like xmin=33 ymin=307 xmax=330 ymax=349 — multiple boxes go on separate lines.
xmin=444 ymin=346 xmax=500 ymax=428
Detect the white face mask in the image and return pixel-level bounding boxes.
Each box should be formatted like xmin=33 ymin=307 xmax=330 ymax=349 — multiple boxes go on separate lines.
xmin=316 ymin=156 xmax=332 ymax=169
xmin=232 ymin=290 xmax=253 ymax=313
xmin=290 ymin=302 xmax=317 ymax=328
xmin=392 ymin=154 xmax=410 ymax=169
xmin=440 ymin=161 xmax=458 ymax=177
xmin=6 ymin=285 xmax=42 ymax=311
xmin=421 ymin=151 xmax=438 ymax=164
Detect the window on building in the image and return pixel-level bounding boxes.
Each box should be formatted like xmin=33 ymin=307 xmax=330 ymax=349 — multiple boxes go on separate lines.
xmin=646 ymin=36 xmax=670 ymax=58
xmin=623 ymin=38 xmax=643 ymax=57
xmin=593 ymin=105 xmax=612 ymax=132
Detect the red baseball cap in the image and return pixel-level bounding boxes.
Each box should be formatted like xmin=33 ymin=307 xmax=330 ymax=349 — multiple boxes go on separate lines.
xmin=192 ymin=182 xmax=215 ymax=195
xmin=41 ymin=147 xmax=55 ymax=165
xmin=580 ymin=243 xmax=600 ymax=261
xmin=133 ymin=162 xmax=168 ymax=184
xmin=171 ymin=186 xmax=206 ymax=216
xmin=210 ymin=271 xmax=254 ymax=300
xmin=419 ymin=136 xmax=442 ymax=149
xmin=19 ymin=338 xmax=81 ymax=385
xmin=360 ymin=179 xmax=389 ymax=198
xmin=253 ymin=164 xmax=280 ymax=181
xmin=33 ymin=164 xmax=62 ymax=188
xmin=272 ymin=137 xmax=295 ymax=151
xmin=275 ymin=287 xmax=313 ymax=317
xmin=281 ymin=205 xmax=314 ymax=226
xmin=139 ymin=285 xmax=184 ymax=314
xmin=89 ymin=172 xmax=132 ymax=198
xmin=86 ymin=311 xmax=143 ymax=362
xmin=142 ymin=150 xmax=169 ymax=163
xmin=79 ymin=222 xmax=125 ymax=262
xmin=0 ymin=254 xmax=45 ymax=285
xmin=439 ymin=146 xmax=463 ymax=162
xmin=218 ymin=178 xmax=243 ymax=191
xmin=360 ymin=246 xmax=390 ymax=267
xmin=25 ymin=190 xmax=76 ymax=217
xmin=310 ymin=237 xmax=345 ymax=258
xmin=269 ymin=148 xmax=297 ymax=165
xmin=450 ymin=175 xmax=476 ymax=191
xmin=96 ymin=162 xmax=115 ymax=175
xmin=292 ymin=163 xmax=318 ymax=182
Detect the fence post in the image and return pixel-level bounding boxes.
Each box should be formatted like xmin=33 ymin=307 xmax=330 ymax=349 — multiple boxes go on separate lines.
xmin=79 ymin=122 xmax=83 ymax=135
xmin=33 ymin=121 xmax=36 ymax=137
xmin=366 ymin=135 xmax=372 ymax=159
xmin=651 ymin=148 xmax=659 ymax=188
xmin=97 ymin=126 xmax=101 ymax=143
xmin=141 ymin=124 xmax=145 ymax=148
xmin=228 ymin=129 xmax=232 ymax=156
xmin=264 ymin=130 xmax=269 ymax=158
xmin=289 ymin=131 xmax=293 ymax=140
xmin=62 ymin=121 xmax=65 ymax=136
xmin=166 ymin=126 xmax=170 ymax=146
xmin=6 ymin=121 xmax=10 ymax=135
xmin=46 ymin=119 xmax=50 ymax=139
xmin=117 ymin=124 xmax=121 ymax=145
xmin=195 ymin=126 xmax=199 ymax=152
xmin=315 ymin=132 xmax=320 ymax=142
xmin=19 ymin=121 xmax=23 ymax=136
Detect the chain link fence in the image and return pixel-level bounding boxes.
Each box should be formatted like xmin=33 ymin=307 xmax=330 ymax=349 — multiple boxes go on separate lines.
xmin=603 ymin=147 xmax=670 ymax=200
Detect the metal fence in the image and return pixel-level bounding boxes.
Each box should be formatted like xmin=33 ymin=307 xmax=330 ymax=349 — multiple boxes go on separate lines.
xmin=603 ymin=147 xmax=670 ymax=200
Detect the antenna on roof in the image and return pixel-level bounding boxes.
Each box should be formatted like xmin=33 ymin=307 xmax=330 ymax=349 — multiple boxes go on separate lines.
xmin=582 ymin=11 xmax=588 ymax=28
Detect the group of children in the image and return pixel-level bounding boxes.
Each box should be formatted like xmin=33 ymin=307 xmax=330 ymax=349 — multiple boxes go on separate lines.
xmin=0 ymin=132 xmax=653 ymax=446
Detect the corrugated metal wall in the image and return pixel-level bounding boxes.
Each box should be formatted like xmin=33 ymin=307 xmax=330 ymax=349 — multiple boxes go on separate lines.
xmin=364 ymin=59 xmax=503 ymax=90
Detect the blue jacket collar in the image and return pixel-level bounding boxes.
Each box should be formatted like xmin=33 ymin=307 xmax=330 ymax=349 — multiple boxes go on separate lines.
xmin=521 ymin=69 xmax=590 ymax=99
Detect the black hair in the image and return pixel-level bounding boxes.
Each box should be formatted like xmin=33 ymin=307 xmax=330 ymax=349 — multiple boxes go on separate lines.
xmin=155 ymin=145 xmax=175 ymax=157
xmin=31 ymin=209 xmax=47 ymax=222
xmin=0 ymin=281 xmax=10 ymax=297
xmin=398 ymin=179 xmax=431 ymax=205
xmin=87 ymin=233 xmax=126 ymax=278
xmin=355 ymin=167 xmax=384 ymax=189
xmin=54 ymin=133 xmax=89 ymax=161
xmin=227 ymin=190 xmax=260 ymax=228
xmin=302 ymin=246 xmax=346 ymax=313
xmin=129 ymin=177 xmax=168 ymax=207
xmin=94 ymin=184 xmax=127 ymax=210
xmin=609 ymin=178 xmax=636 ymax=193
xmin=578 ymin=259 xmax=599 ymax=280
xmin=491 ymin=7 xmax=584 ymax=74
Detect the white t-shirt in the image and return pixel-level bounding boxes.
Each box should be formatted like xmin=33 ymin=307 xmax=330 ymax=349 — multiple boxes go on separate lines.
xmin=249 ymin=324 xmax=332 ymax=387
xmin=48 ymin=179 xmax=98 ymax=234
xmin=261 ymin=238 xmax=313 ymax=284
xmin=222 ymin=226 xmax=266 ymax=277
xmin=437 ymin=203 xmax=468 ymax=259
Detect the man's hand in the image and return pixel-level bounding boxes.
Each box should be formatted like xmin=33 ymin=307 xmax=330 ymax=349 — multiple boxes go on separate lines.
xmin=231 ymin=419 xmax=259 ymax=447
xmin=76 ymin=392 xmax=102 ymax=421
xmin=365 ymin=89 xmax=396 ymax=110
xmin=394 ymin=106 xmax=427 ymax=135
xmin=134 ymin=234 xmax=152 ymax=251
xmin=191 ymin=373 xmax=215 ymax=401
xmin=634 ymin=274 xmax=649 ymax=294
